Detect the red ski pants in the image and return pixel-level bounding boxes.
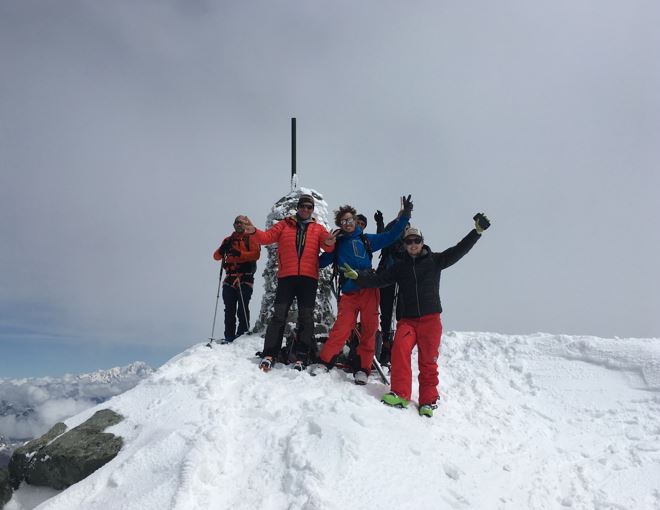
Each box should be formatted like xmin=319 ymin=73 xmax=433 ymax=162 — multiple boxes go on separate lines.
xmin=319 ymin=288 xmax=380 ymax=373
xmin=390 ymin=313 xmax=442 ymax=406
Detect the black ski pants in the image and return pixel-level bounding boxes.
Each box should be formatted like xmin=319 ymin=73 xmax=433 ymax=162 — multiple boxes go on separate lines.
xmin=378 ymin=283 xmax=397 ymax=363
xmin=222 ymin=282 xmax=253 ymax=341
xmin=262 ymin=276 xmax=318 ymax=361
xmin=379 ymin=283 xmax=397 ymax=336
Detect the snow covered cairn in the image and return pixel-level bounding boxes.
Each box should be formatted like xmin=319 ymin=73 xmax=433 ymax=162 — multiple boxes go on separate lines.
xmin=253 ymin=187 xmax=336 ymax=341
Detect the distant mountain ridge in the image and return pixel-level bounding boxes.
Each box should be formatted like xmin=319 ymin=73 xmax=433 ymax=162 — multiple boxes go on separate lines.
xmin=0 ymin=362 xmax=153 ymax=467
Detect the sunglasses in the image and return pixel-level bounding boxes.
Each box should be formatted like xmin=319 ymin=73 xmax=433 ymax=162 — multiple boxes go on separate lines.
xmin=404 ymin=237 xmax=423 ymax=245
xmin=298 ymin=204 xmax=314 ymax=210
xmin=339 ymin=217 xmax=355 ymax=226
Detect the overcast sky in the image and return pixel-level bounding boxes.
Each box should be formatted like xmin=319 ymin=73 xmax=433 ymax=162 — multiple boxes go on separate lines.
xmin=1 ymin=0 xmax=659 ymax=377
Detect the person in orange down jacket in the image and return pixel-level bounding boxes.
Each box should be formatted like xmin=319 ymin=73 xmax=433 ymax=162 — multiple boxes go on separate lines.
xmin=213 ymin=216 xmax=261 ymax=343
xmin=242 ymin=194 xmax=336 ymax=372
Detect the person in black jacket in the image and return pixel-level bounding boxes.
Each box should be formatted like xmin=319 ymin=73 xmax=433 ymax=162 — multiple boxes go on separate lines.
xmin=341 ymin=213 xmax=491 ymax=417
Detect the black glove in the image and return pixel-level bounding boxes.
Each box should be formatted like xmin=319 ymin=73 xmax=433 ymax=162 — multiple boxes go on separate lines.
xmin=473 ymin=213 xmax=491 ymax=234
xmin=402 ymin=195 xmax=413 ymax=216
xmin=374 ymin=210 xmax=383 ymax=224
xmin=219 ymin=240 xmax=232 ymax=256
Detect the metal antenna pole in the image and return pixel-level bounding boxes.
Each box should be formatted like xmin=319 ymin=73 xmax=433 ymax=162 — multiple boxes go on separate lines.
xmin=291 ymin=117 xmax=297 ymax=190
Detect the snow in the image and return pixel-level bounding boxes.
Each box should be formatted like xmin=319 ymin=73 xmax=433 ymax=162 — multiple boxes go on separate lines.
xmin=7 ymin=332 xmax=660 ymax=510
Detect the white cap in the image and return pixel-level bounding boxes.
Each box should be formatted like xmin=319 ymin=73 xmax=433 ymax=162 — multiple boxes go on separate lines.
xmin=404 ymin=225 xmax=423 ymax=239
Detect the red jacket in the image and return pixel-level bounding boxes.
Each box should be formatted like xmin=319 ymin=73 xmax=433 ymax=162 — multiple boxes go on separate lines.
xmin=213 ymin=232 xmax=261 ymax=285
xmin=253 ymin=216 xmax=334 ymax=279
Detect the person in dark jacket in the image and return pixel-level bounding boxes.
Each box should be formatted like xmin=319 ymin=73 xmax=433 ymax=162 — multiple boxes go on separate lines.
xmin=311 ymin=197 xmax=412 ymax=384
xmin=355 ymin=214 xmax=368 ymax=231
xmin=242 ymin=194 xmax=336 ymax=371
xmin=213 ymin=217 xmax=261 ymax=342
xmin=341 ymin=213 xmax=491 ymax=417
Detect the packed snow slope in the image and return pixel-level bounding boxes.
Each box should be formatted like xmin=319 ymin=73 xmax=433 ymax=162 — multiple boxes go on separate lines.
xmin=30 ymin=332 xmax=660 ymax=510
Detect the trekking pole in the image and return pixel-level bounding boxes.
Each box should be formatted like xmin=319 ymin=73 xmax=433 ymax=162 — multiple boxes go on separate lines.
xmin=391 ymin=283 xmax=399 ymax=335
xmin=372 ymin=356 xmax=390 ymax=386
xmin=206 ymin=256 xmax=225 ymax=348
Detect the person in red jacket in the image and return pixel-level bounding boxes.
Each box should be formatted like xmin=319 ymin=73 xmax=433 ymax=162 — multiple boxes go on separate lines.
xmin=213 ymin=217 xmax=261 ymax=343
xmin=242 ymin=194 xmax=336 ymax=371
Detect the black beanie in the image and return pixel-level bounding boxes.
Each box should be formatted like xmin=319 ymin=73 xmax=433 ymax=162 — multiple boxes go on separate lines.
xmin=297 ymin=194 xmax=315 ymax=207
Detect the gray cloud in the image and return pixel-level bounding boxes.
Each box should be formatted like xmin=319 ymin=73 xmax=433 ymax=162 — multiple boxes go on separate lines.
xmin=1 ymin=0 xmax=658 ymax=363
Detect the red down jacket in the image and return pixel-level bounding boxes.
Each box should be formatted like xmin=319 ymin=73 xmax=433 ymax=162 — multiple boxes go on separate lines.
xmin=253 ymin=216 xmax=334 ymax=279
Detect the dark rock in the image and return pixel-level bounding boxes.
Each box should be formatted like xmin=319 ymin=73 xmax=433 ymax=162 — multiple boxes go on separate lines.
xmin=8 ymin=409 xmax=123 ymax=491
xmin=8 ymin=422 xmax=67 ymax=489
xmin=0 ymin=468 xmax=11 ymax=508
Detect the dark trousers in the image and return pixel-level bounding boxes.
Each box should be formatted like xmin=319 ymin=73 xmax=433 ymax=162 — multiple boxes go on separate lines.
xmin=222 ymin=283 xmax=253 ymax=341
xmin=378 ymin=283 xmax=397 ymax=363
xmin=379 ymin=283 xmax=397 ymax=335
xmin=262 ymin=276 xmax=318 ymax=361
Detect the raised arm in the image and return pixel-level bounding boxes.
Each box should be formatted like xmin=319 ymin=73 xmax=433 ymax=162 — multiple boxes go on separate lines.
xmin=367 ymin=195 xmax=412 ymax=252
xmin=242 ymin=216 xmax=285 ymax=246
xmin=374 ymin=210 xmax=385 ymax=233
xmin=433 ymin=213 xmax=491 ymax=269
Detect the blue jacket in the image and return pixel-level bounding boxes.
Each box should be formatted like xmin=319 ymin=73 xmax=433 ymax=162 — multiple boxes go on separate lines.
xmin=319 ymin=213 xmax=410 ymax=293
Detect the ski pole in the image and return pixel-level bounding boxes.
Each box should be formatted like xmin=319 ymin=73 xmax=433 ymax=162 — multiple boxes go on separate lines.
xmin=206 ymin=256 xmax=225 ymax=348
xmin=236 ymin=274 xmax=250 ymax=335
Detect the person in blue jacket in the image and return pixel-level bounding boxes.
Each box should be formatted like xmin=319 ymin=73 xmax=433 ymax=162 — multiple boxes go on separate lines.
xmin=311 ymin=196 xmax=412 ymax=384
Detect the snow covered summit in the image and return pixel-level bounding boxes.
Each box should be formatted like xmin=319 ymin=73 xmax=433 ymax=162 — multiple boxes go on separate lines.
xmin=21 ymin=332 xmax=660 ymax=510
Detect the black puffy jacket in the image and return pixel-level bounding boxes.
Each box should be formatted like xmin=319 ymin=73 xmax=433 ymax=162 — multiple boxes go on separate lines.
xmin=356 ymin=230 xmax=481 ymax=318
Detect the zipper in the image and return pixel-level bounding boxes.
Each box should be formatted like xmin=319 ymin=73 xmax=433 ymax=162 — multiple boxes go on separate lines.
xmin=296 ymin=221 xmax=307 ymax=275
xmin=412 ymin=257 xmax=421 ymax=316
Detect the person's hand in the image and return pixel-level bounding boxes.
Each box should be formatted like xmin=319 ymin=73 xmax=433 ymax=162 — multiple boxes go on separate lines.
xmin=473 ymin=213 xmax=491 ymax=234
xmin=399 ymin=195 xmax=413 ymax=217
xmin=219 ymin=239 xmax=232 ymax=256
xmin=323 ymin=230 xmax=339 ymax=246
xmin=341 ymin=263 xmax=358 ymax=280
xmin=241 ymin=216 xmax=256 ymax=234
xmin=374 ymin=210 xmax=383 ymax=224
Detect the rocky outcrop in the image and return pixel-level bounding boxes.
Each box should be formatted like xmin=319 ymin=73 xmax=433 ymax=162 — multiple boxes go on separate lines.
xmin=8 ymin=409 xmax=123 ymax=491
xmin=0 ymin=468 xmax=11 ymax=508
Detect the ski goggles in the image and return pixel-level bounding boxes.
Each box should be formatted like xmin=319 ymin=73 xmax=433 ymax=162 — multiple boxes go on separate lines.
xmin=404 ymin=237 xmax=423 ymax=245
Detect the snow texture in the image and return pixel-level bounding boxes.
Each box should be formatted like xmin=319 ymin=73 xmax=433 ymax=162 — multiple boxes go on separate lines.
xmin=252 ymin=187 xmax=336 ymax=339
xmin=6 ymin=332 xmax=660 ymax=510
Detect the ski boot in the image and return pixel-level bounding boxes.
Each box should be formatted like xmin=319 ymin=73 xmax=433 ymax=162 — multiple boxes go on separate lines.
xmin=308 ymin=363 xmax=329 ymax=376
xmin=292 ymin=360 xmax=305 ymax=372
xmin=353 ymin=370 xmax=368 ymax=385
xmin=259 ymin=356 xmax=274 ymax=372
xmin=418 ymin=403 xmax=438 ymax=418
xmin=381 ymin=392 xmax=408 ymax=408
